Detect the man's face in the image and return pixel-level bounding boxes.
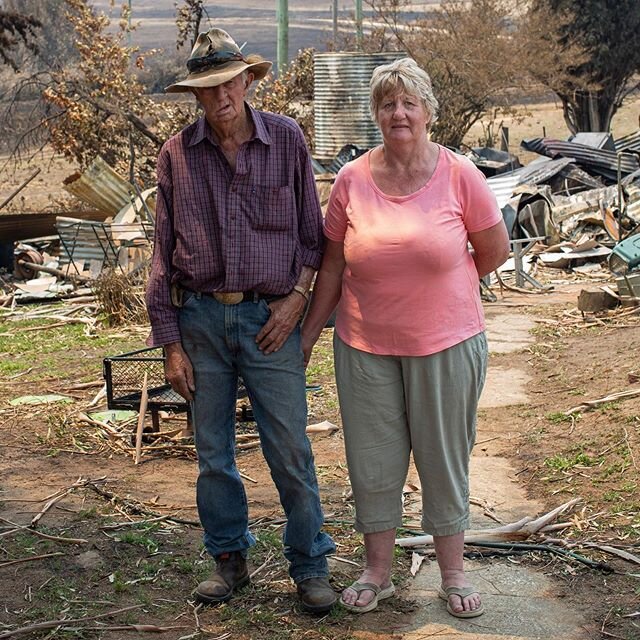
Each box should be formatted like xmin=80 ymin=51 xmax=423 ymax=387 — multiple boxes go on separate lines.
xmin=192 ymin=73 xmax=254 ymax=127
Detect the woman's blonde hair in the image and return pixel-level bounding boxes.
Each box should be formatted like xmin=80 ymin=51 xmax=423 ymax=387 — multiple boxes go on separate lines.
xmin=369 ymin=57 xmax=439 ymax=126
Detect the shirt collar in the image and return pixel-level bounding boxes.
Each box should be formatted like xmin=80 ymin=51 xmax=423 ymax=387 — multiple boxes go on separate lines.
xmin=188 ymin=103 xmax=272 ymax=148
xmin=247 ymin=105 xmax=272 ymax=146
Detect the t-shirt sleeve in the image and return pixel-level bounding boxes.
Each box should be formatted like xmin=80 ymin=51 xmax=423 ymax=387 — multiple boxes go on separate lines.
xmin=323 ymin=168 xmax=349 ymax=242
xmin=457 ymin=158 xmax=503 ymax=233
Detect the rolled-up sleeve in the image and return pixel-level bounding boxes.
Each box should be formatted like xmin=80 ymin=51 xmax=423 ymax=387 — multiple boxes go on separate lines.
xmin=294 ymin=131 xmax=324 ymax=270
xmin=145 ymin=146 xmax=181 ymax=347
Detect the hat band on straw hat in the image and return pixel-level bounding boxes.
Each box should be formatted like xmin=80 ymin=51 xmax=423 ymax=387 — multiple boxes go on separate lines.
xmin=186 ymin=50 xmax=246 ymax=74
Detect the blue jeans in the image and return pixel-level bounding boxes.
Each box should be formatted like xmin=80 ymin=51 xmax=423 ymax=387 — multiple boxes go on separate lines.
xmin=178 ymin=293 xmax=335 ymax=582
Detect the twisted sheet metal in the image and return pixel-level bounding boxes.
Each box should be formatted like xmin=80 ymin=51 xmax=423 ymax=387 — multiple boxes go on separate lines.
xmin=62 ymin=156 xmax=135 ymax=216
xmin=521 ymin=137 xmax=639 ymax=182
xmin=614 ymin=129 xmax=640 ymax=154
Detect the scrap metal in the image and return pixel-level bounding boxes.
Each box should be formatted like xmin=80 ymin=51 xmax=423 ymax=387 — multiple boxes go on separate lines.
xmin=521 ymin=137 xmax=639 ymax=182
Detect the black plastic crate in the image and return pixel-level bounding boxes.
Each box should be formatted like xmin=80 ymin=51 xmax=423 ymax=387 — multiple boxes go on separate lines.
xmin=103 ymin=346 xmax=189 ymax=414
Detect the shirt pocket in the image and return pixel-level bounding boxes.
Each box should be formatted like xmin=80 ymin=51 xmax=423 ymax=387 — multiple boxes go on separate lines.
xmin=241 ymin=184 xmax=294 ymax=232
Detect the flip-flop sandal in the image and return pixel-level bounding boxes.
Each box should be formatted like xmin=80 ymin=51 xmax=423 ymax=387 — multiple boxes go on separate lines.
xmin=340 ymin=581 xmax=396 ymax=613
xmin=438 ymin=585 xmax=485 ymax=618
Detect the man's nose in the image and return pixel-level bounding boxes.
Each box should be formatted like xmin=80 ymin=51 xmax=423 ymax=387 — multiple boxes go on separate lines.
xmin=204 ymin=84 xmax=226 ymax=99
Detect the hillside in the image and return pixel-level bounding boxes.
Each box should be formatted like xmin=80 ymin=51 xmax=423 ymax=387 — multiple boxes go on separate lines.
xmin=90 ymin=0 xmax=441 ymax=62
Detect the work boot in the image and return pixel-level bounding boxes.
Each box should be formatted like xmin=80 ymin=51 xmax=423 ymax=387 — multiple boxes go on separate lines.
xmin=296 ymin=577 xmax=338 ymax=614
xmin=194 ymin=551 xmax=250 ymax=605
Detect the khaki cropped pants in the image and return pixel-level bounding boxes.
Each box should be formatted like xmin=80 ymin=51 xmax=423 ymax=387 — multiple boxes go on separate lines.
xmin=333 ymin=332 xmax=488 ymax=537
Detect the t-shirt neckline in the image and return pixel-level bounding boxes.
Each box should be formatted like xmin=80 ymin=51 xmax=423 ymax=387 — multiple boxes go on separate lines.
xmin=365 ymin=144 xmax=443 ymax=202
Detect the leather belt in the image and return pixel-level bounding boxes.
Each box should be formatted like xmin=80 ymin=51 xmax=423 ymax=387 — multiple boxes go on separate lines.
xmin=173 ymin=285 xmax=286 ymax=307
xmin=205 ymin=290 xmax=285 ymax=304
xmin=212 ymin=291 xmax=256 ymax=304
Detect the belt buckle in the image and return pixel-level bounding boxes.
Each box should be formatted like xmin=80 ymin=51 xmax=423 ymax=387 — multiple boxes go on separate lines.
xmin=213 ymin=292 xmax=244 ymax=305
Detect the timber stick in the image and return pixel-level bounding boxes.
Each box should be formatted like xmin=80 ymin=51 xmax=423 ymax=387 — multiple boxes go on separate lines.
xmin=0 ymin=604 xmax=144 ymax=639
xmin=63 ymin=380 xmax=104 ymax=390
xmin=0 ymin=551 xmax=64 ymax=569
xmin=237 ymin=441 xmax=261 ymax=451
xmin=100 ymin=515 xmax=171 ymax=531
xmin=134 ymin=372 xmax=148 ymax=465
xmin=88 ymin=384 xmax=107 ymax=408
xmin=236 ymin=433 xmax=260 ymax=441
xmin=30 ymin=489 xmax=74 ymax=527
xmin=66 ymin=624 xmax=190 ymax=633
xmin=565 ymin=388 xmax=640 ymax=415
xmin=249 ymin=551 xmax=274 ymax=579
xmin=582 ymin=543 xmax=640 ymax=565
xmin=0 ymin=168 xmax=40 ymax=210
xmin=18 ymin=321 xmax=75 ymax=332
xmin=521 ymin=498 xmax=581 ymax=534
xmin=29 ymin=476 xmax=107 ymax=527
xmin=0 ymin=517 xmax=87 ymax=544
xmin=396 ymin=499 xmax=581 ymax=547
xmin=85 ymin=481 xmax=200 ymax=527
xmin=8 ymin=313 xmax=94 ymax=324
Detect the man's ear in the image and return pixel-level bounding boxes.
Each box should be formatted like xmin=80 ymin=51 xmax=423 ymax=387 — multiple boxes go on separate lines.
xmin=245 ymin=73 xmax=255 ymax=90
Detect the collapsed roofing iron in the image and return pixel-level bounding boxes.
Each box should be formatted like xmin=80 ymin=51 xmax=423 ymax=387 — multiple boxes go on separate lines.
xmin=521 ymin=137 xmax=640 ymax=182
xmin=614 ymin=130 xmax=640 ymax=155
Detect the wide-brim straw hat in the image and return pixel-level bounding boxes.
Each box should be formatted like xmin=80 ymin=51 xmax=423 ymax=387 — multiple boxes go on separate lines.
xmin=165 ymin=28 xmax=272 ymax=93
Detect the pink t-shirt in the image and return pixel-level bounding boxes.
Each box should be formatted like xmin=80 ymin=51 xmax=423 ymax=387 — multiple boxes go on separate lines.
xmin=324 ymin=145 xmax=502 ymax=356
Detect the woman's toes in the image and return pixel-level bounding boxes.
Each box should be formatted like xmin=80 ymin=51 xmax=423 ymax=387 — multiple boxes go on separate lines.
xmin=464 ymin=594 xmax=481 ymax=611
xmin=449 ymin=595 xmax=464 ymax=613
xmin=341 ymin=587 xmax=357 ymax=605
xmin=341 ymin=586 xmax=376 ymax=608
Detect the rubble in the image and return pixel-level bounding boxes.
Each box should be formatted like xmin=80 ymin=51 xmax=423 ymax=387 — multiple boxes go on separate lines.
xmin=0 ymin=156 xmax=154 ymax=308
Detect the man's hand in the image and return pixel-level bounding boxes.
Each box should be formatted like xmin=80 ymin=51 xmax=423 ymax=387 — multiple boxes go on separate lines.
xmin=164 ymin=342 xmax=195 ymax=401
xmin=256 ymin=292 xmax=306 ymax=355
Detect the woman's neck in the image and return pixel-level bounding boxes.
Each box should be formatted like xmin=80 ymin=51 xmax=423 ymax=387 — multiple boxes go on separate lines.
xmin=369 ymin=136 xmax=439 ymax=197
xmin=379 ymin=136 xmax=437 ymax=172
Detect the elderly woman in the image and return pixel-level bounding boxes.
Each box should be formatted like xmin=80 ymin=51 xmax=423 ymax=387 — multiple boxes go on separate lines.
xmin=301 ymin=58 xmax=509 ymax=616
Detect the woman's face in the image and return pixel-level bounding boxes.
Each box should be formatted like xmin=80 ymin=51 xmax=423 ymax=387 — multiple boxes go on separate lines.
xmin=376 ymin=91 xmax=431 ymax=143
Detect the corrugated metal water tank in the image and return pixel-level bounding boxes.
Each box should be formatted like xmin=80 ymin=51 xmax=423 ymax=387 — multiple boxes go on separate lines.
xmin=314 ymin=51 xmax=406 ymax=162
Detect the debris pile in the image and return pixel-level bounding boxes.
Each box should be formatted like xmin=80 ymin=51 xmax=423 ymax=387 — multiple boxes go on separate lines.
xmin=0 ymin=156 xmax=155 ymax=308
xmin=474 ymin=130 xmax=640 ymax=306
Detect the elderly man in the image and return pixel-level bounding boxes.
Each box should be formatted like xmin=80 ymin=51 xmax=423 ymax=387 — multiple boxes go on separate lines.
xmin=145 ymin=28 xmax=336 ymax=613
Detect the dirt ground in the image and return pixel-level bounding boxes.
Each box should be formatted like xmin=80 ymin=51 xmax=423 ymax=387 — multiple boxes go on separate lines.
xmin=0 ymin=269 xmax=639 ymax=639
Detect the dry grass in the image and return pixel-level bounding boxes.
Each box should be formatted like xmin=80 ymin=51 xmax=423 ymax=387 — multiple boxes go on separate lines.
xmin=92 ymin=268 xmax=149 ymax=327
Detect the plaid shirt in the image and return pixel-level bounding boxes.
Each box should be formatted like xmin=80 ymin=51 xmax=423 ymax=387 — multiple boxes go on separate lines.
xmin=146 ymin=105 xmax=324 ymax=347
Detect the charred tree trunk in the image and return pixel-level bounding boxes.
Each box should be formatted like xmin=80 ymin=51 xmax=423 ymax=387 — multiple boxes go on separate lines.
xmin=560 ymin=89 xmax=619 ymax=134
